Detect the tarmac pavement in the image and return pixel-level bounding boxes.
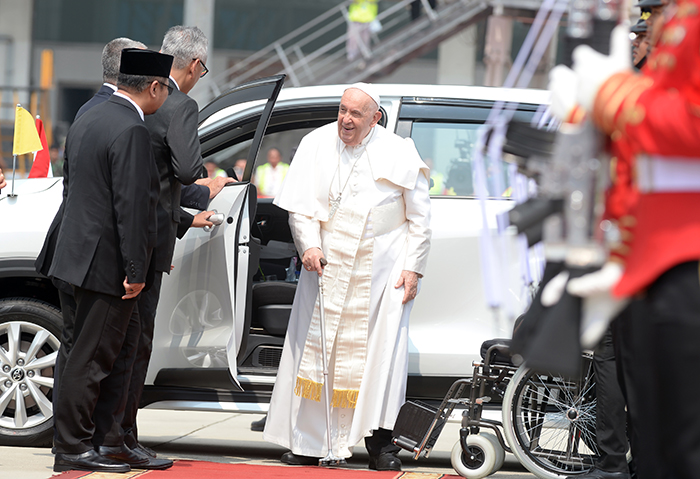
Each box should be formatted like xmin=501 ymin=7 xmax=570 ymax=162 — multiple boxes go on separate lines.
xmin=0 ymin=409 xmax=535 ymax=479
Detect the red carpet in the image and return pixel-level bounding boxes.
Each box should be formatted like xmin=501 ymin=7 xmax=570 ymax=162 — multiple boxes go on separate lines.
xmin=51 ymin=460 xmax=459 ymax=478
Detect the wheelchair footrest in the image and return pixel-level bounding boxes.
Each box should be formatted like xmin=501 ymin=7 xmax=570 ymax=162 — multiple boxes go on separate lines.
xmin=392 ymin=400 xmax=447 ymax=454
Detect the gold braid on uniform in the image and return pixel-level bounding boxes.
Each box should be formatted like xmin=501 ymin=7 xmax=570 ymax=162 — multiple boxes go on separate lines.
xmin=593 ymin=72 xmax=654 ymax=135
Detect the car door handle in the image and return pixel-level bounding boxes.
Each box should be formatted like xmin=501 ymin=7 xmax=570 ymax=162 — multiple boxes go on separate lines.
xmin=203 ymin=212 xmax=226 ymax=232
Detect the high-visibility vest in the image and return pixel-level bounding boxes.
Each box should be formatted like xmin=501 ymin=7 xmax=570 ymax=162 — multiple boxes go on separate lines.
xmin=348 ymin=0 xmax=378 ymax=23
xmin=256 ymin=162 xmax=290 ymax=196
xmin=429 ymin=172 xmax=445 ymax=195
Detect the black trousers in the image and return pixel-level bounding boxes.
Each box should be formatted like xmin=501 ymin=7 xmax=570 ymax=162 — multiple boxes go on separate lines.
xmin=53 ymin=286 xmax=139 ymax=454
xmin=92 ymin=303 xmax=141 ymax=447
xmin=122 ymin=271 xmax=163 ymax=448
xmin=592 ymin=327 xmax=629 ymax=473
xmin=617 ymin=261 xmax=700 ymax=479
xmin=612 ymin=303 xmax=642 ymax=477
xmin=52 ymin=288 xmax=78 ymax=450
xmin=364 ymin=428 xmax=400 ymax=457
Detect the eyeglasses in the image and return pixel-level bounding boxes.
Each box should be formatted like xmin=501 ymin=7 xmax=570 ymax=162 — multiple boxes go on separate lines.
xmin=157 ymin=80 xmax=173 ymax=95
xmin=195 ymin=58 xmax=209 ymax=78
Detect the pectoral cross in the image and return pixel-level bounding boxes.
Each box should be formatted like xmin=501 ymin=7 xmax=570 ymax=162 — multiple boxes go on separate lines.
xmin=329 ymin=195 xmax=341 ymax=219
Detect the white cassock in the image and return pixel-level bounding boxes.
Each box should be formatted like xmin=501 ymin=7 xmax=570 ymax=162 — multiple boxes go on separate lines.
xmin=263 ymin=122 xmax=431 ymax=458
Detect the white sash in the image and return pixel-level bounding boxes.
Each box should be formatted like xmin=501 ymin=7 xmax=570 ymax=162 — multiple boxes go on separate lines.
xmin=294 ymin=198 xmax=406 ymax=408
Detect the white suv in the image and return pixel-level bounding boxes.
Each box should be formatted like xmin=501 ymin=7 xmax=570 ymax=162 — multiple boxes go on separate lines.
xmin=0 ymin=76 xmax=548 ymax=446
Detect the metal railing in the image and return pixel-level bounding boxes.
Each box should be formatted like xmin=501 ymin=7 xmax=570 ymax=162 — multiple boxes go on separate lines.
xmin=208 ymin=0 xmax=445 ymax=97
xmin=207 ymin=0 xmax=547 ymax=101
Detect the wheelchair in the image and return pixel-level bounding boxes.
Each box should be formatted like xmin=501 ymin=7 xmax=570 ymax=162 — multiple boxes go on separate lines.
xmin=392 ymin=339 xmax=598 ymax=479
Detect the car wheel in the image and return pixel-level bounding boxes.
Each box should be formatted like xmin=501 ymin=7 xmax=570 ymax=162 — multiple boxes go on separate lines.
xmin=0 ymin=298 xmax=62 ymax=447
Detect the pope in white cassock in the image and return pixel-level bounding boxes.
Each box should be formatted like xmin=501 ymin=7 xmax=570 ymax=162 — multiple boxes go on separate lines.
xmin=263 ymin=83 xmax=432 ymax=471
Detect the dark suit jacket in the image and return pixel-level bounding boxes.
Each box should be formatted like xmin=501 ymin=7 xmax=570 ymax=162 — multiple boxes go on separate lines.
xmin=48 ymin=95 xmax=159 ymax=297
xmin=35 ymin=84 xmax=117 ymax=283
xmin=75 ymin=84 xmax=115 ymax=120
xmin=181 ymin=182 xmax=209 ymax=210
xmin=144 ymin=86 xmax=203 ymax=273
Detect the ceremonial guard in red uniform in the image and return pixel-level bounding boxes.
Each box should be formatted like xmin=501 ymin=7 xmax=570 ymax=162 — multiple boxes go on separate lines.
xmin=571 ymin=1 xmax=700 ymax=477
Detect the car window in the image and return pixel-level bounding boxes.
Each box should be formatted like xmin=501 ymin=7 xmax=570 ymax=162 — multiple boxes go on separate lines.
xmin=200 ymin=102 xmax=338 ymax=187
xmin=410 ymin=122 xmax=510 ymax=198
xmin=203 ymin=127 xmax=316 ymax=198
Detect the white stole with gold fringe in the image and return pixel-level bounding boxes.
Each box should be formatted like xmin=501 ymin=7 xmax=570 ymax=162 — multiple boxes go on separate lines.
xmin=293 ymin=198 xmax=407 ymax=408
xmin=294 ymin=203 xmax=372 ymax=409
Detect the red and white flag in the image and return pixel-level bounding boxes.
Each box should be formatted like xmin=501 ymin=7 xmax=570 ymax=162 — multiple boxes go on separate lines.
xmin=28 ymin=116 xmax=52 ymax=178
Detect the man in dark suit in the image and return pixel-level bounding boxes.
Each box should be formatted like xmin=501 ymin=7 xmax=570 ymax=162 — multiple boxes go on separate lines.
xmin=120 ymin=25 xmax=237 ymax=457
xmin=37 ymin=35 xmax=219 ymax=433
xmin=36 ymin=35 xmax=229 ymax=467
xmin=75 ymin=38 xmax=147 ymax=120
xmin=36 ymin=41 xmax=147 ymax=449
xmin=48 ymin=48 xmax=173 ymax=474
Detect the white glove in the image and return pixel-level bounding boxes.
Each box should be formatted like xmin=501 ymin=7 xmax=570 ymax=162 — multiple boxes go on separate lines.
xmin=548 ymin=65 xmax=579 ymax=122
xmin=540 ymin=271 xmax=570 ymax=307
xmin=567 ymin=262 xmax=628 ymax=349
xmin=566 ymin=262 xmax=624 ymax=297
xmin=572 ymin=24 xmax=632 ymax=112
xmin=580 ymin=294 xmax=629 ymax=350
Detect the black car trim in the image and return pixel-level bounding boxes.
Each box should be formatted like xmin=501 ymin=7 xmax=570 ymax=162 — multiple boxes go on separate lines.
xmin=141 ymin=385 xmax=271 ymax=408
xmin=398 ymin=97 xmax=541 ymax=123
xmin=234 ymin=185 xmax=257 ymax=364
xmin=154 ymin=368 xmax=248 ymax=392
xmin=150 ymin=368 xmax=471 ymax=404
xmin=198 ymin=74 xmax=286 ymax=127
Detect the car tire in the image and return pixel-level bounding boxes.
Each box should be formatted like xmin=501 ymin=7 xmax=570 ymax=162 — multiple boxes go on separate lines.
xmin=0 ymin=298 xmax=62 ymax=447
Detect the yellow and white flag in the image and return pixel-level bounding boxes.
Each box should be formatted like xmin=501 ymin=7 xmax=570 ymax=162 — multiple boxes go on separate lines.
xmin=12 ymin=105 xmax=43 ymax=156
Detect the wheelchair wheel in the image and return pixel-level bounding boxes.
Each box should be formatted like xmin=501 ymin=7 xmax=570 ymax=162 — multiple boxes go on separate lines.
xmin=450 ymin=434 xmax=497 ymax=479
xmin=481 ymin=432 xmax=506 ymax=474
xmin=501 ymin=356 xmax=598 ymax=479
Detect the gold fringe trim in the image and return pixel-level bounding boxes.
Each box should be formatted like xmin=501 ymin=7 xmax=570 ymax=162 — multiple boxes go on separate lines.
xmin=294 ymin=377 xmax=322 ymax=402
xmin=331 ymin=389 xmax=359 ymax=409
xmin=294 ymin=378 xmax=360 ymax=409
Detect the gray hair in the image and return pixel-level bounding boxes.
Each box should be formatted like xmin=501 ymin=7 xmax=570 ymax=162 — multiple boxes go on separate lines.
xmin=160 ymin=26 xmax=208 ymax=70
xmin=102 ymin=37 xmax=147 ymax=84
xmin=116 ymin=74 xmax=168 ymax=94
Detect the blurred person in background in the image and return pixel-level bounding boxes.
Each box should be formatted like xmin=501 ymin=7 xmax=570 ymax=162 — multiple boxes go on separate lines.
xmin=205 ymin=160 xmax=227 ymax=178
xmin=255 ymin=147 xmax=289 ymax=197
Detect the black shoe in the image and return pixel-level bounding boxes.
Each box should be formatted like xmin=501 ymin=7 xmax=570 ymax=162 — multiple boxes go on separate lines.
xmin=133 ymin=442 xmax=157 ymax=458
xmin=566 ymin=469 xmax=631 ymax=479
xmin=96 ymin=444 xmax=149 ymax=466
xmin=368 ymin=452 xmax=402 ymax=471
xmin=97 ymin=444 xmax=173 ymax=470
xmin=251 ymin=415 xmax=267 ymax=432
xmin=132 ymin=456 xmax=174 ymax=470
xmin=54 ymin=450 xmax=131 ymax=473
xmin=280 ymin=451 xmax=319 ymax=465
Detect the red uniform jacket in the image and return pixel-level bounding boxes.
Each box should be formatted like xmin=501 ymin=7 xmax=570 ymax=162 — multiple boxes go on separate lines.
xmin=593 ymin=0 xmax=700 ymax=297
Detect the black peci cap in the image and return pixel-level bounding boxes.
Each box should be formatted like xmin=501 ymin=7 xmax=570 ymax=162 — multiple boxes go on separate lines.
xmin=631 ymin=18 xmax=648 ymax=33
xmin=119 ymin=48 xmax=173 ymax=78
xmin=637 ymin=0 xmax=664 ymax=7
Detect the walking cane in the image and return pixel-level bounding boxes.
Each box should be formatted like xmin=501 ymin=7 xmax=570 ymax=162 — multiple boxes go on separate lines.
xmin=317 ymin=257 xmax=346 ymax=466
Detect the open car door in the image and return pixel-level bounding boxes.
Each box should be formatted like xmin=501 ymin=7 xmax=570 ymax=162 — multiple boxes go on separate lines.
xmin=148 ymin=75 xmax=285 ymax=391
